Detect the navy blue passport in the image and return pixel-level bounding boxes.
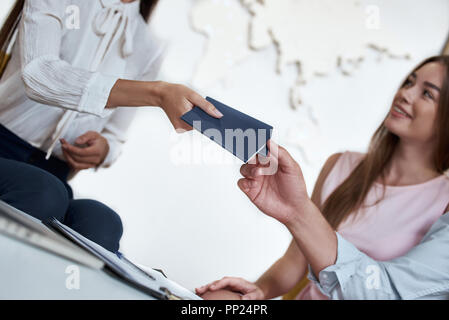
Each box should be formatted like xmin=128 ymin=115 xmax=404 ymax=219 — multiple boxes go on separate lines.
xmin=181 ymin=97 xmax=273 ymax=163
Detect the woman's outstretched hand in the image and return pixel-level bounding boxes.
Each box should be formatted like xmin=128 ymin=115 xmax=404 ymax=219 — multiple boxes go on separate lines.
xmin=196 ymin=277 xmax=265 ymax=300
xmin=238 ymin=140 xmax=311 ymax=226
xmin=107 ymin=80 xmax=223 ymax=132
xmin=157 ymin=82 xmax=223 ymax=132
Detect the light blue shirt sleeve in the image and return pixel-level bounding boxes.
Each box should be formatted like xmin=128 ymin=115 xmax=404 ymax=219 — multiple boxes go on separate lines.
xmin=308 ymin=214 xmax=449 ymax=300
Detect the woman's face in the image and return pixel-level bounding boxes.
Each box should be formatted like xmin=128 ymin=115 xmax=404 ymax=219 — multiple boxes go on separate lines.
xmin=384 ymin=62 xmax=445 ymax=145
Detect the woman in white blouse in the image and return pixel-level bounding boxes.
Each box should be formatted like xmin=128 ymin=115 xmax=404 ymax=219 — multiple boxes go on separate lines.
xmin=0 ymin=0 xmax=222 ymax=252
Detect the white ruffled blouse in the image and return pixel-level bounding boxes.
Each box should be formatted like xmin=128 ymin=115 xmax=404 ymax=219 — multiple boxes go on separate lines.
xmin=0 ymin=0 xmax=165 ymax=167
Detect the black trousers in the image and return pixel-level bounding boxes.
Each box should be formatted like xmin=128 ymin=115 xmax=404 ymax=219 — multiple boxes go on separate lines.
xmin=0 ymin=124 xmax=123 ymax=252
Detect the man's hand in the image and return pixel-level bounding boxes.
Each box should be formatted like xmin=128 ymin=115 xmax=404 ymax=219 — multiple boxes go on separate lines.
xmin=240 ymin=141 xmax=338 ymax=276
xmin=238 ymin=140 xmax=311 ymax=226
xmin=196 ymin=277 xmax=264 ymax=300
xmin=199 ymin=289 xmax=243 ymax=301
xmin=60 ymin=131 xmax=109 ymax=171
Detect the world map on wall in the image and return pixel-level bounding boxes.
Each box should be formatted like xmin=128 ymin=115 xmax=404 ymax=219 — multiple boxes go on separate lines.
xmin=191 ymin=0 xmax=410 ymax=110
xmin=188 ymin=0 xmax=449 ymax=167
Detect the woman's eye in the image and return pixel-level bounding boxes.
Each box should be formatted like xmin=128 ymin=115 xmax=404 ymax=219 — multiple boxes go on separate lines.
xmin=423 ymin=90 xmax=434 ymax=100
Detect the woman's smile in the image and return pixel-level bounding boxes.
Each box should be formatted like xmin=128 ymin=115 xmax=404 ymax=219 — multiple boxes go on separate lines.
xmin=390 ymin=104 xmax=412 ymax=119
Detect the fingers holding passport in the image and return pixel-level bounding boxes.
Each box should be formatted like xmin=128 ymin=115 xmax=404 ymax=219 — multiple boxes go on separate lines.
xmin=238 ymin=156 xmax=266 ymax=198
xmin=242 ymin=140 xmax=279 ymax=175
xmin=188 ymin=91 xmax=223 ymax=119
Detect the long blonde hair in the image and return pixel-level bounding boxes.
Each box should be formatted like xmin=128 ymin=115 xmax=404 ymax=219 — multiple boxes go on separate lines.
xmin=322 ymin=56 xmax=449 ymax=229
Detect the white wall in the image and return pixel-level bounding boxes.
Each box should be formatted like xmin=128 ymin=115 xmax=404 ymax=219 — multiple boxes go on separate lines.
xmin=70 ymin=0 xmax=449 ymax=292
xmin=0 ymin=0 xmax=15 ymax=25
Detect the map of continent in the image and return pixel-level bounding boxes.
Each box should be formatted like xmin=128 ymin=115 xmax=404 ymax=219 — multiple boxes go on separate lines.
xmin=191 ymin=0 xmax=410 ymax=110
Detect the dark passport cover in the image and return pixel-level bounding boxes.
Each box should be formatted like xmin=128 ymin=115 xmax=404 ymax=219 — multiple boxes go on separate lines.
xmin=181 ymin=97 xmax=273 ymax=163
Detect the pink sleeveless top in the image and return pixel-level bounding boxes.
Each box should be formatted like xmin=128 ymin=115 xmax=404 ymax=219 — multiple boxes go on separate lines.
xmin=296 ymin=151 xmax=449 ymax=300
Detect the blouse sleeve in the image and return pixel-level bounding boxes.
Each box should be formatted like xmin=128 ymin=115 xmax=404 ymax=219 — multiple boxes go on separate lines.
xmin=20 ymin=0 xmax=118 ymax=117
xmin=100 ymin=107 xmax=137 ymax=168
xmin=138 ymin=34 xmax=167 ymax=82
xmin=99 ymin=39 xmax=166 ymax=168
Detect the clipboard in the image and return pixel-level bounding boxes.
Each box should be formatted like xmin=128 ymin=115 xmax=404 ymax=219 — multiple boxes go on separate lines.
xmin=44 ymin=217 xmax=201 ymax=300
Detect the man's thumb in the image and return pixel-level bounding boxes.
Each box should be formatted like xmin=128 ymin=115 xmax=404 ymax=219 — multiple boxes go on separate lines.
xmin=267 ymin=140 xmax=297 ymax=172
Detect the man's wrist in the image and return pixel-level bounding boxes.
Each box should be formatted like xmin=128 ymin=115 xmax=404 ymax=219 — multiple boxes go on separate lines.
xmin=284 ymin=199 xmax=338 ymax=276
xmin=284 ymin=199 xmax=318 ymax=231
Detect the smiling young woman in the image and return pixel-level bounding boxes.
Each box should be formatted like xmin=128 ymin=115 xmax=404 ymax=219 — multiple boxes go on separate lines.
xmin=196 ymin=55 xmax=449 ymax=301
xmin=323 ymin=56 xmax=449 ymax=230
